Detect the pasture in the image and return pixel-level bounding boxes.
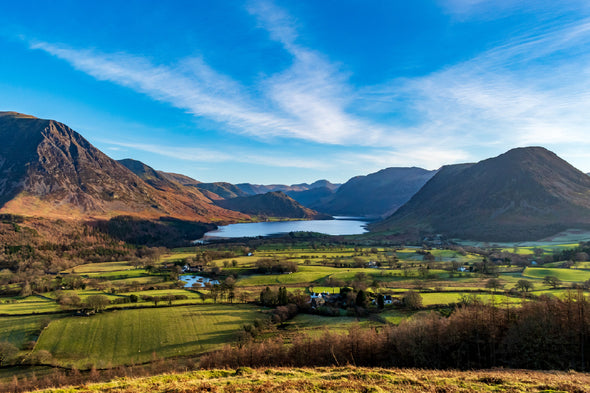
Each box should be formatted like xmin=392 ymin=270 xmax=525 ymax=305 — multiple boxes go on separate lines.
xmin=522 ymin=267 xmax=590 ymax=282
xmin=34 ymin=304 xmax=264 ymax=368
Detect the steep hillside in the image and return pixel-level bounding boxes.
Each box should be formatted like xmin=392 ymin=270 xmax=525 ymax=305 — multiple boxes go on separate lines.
xmin=0 ymin=112 xmax=247 ymax=222
xmin=372 ymin=147 xmax=590 ymax=241
xmin=216 ymin=191 xmax=331 ymax=219
xmin=286 ymin=187 xmax=335 ymax=208
xmin=316 ymin=167 xmax=436 ymax=217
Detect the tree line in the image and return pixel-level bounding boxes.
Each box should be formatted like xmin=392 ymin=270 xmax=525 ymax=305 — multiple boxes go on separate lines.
xmin=201 ymin=291 xmax=590 ymax=371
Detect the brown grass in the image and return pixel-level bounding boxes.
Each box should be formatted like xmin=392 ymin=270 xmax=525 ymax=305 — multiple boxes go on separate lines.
xmin=19 ymin=367 xmax=590 ymax=393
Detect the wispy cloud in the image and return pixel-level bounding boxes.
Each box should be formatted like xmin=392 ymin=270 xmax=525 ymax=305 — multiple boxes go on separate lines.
xmin=102 ymin=140 xmax=330 ymax=170
xmin=26 ymin=1 xmax=590 ymax=173
xmin=367 ymin=16 xmax=590 ymax=154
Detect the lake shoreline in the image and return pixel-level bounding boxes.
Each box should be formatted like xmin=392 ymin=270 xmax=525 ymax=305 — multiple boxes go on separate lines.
xmin=195 ymin=217 xmax=372 ymax=242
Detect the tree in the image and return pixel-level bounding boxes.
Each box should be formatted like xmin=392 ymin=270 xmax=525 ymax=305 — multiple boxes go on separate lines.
xmin=85 ymin=294 xmax=110 ymax=312
xmin=516 ymin=279 xmax=534 ymax=293
xmin=485 ymin=278 xmax=504 ymax=292
xmin=377 ymin=294 xmax=385 ymax=309
xmin=355 ymin=290 xmax=367 ymax=308
xmin=278 ymin=286 xmax=288 ymax=306
xmin=0 ymin=341 xmax=18 ymax=366
xmin=543 ymin=275 xmax=561 ymax=289
xmin=402 ymin=291 xmax=423 ymax=310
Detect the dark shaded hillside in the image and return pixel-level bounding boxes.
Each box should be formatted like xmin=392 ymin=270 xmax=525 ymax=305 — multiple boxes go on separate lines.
xmin=216 ymin=191 xmax=331 ymax=219
xmin=286 ymin=187 xmax=335 ymax=208
xmin=315 ymin=167 xmax=436 ymax=217
xmin=372 ymin=147 xmax=590 ymax=241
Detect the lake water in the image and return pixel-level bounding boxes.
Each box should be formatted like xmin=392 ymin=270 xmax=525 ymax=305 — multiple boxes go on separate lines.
xmin=201 ymin=217 xmax=369 ymax=239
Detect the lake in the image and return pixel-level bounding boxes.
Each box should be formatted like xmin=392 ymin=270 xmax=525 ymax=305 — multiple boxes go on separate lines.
xmin=200 ymin=217 xmax=369 ymax=239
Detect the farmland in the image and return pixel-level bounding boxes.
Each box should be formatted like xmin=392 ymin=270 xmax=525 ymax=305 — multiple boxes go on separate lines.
xmin=34 ymin=304 xmax=263 ymax=368
xmin=3 ymin=237 xmax=590 ymax=389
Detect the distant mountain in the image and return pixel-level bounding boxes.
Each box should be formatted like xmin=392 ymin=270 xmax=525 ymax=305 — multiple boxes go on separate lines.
xmin=216 ymin=191 xmax=331 ymax=220
xmin=236 ymin=180 xmax=340 ymax=196
xmin=372 ymin=147 xmax=590 ymax=241
xmin=286 ymin=187 xmax=335 ymax=208
xmin=315 ymin=167 xmax=436 ymax=217
xmin=193 ymin=182 xmax=250 ymax=200
xmin=0 ymin=112 xmax=246 ymax=222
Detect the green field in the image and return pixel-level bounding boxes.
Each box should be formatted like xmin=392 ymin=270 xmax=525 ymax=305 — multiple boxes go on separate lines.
xmin=66 ymin=261 xmax=134 ymax=274
xmin=0 ymin=296 xmax=60 ymax=315
xmin=283 ymin=313 xmax=380 ymax=336
xmin=34 ymin=304 xmax=264 ymax=368
xmin=522 ymin=267 xmax=590 ymax=282
xmin=0 ymin=315 xmax=55 ymax=348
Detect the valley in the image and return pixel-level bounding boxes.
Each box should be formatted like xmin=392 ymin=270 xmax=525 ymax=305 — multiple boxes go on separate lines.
xmin=2 ymin=112 xmax=590 ymax=391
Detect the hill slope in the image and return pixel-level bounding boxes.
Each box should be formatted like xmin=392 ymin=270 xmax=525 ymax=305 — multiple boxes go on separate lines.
xmin=372 ymin=147 xmax=590 ymax=241
xmin=216 ymin=191 xmax=331 ymax=219
xmin=315 ymin=167 xmax=436 ymax=217
xmin=0 ymin=112 xmax=246 ymax=222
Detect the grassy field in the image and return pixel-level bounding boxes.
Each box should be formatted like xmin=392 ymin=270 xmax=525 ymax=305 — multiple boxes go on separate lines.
xmin=0 ymin=295 xmax=61 ymax=315
xmin=65 ymin=261 xmax=134 ymax=274
xmin=283 ymin=313 xmax=380 ymax=336
xmin=0 ymin=314 xmax=54 ymax=348
xmin=4 ymin=240 xmax=590 ymax=381
xmin=21 ymin=366 xmax=590 ymax=393
xmin=522 ymin=267 xmax=590 ymax=282
xmin=34 ymin=304 xmax=264 ymax=368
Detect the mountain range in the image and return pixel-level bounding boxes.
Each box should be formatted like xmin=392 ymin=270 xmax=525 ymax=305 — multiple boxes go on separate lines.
xmin=311 ymin=167 xmax=437 ymax=217
xmin=3 ymin=111 xmax=590 ymax=242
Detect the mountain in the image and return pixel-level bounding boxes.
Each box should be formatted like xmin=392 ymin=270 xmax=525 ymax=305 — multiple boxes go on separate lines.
xmin=372 ymin=147 xmax=590 ymax=241
xmin=0 ymin=112 xmax=246 ymax=222
xmin=315 ymin=167 xmax=437 ymax=217
xmin=236 ymin=180 xmax=340 ymax=196
xmin=118 ymin=159 xmax=182 ymax=191
xmin=286 ymin=187 xmax=336 ymax=208
xmin=215 ymin=191 xmax=331 ymax=219
xmin=158 ymin=172 xmax=201 ymax=187
xmin=192 ymin=182 xmax=250 ymax=200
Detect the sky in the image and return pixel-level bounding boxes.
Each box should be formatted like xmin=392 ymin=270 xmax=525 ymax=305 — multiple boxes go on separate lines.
xmin=1 ymin=0 xmax=590 ymax=184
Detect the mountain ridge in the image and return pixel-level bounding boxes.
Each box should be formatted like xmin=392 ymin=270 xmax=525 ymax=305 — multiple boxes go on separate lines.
xmin=372 ymin=147 xmax=590 ymax=241
xmin=313 ymin=167 xmax=437 ymax=217
xmin=0 ymin=112 xmax=247 ymax=222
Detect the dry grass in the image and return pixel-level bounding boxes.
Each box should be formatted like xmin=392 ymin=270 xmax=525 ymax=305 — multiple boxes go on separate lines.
xmin=27 ymin=367 xmax=590 ymax=392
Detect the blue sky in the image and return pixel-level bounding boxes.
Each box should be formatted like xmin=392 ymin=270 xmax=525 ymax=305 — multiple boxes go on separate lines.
xmin=1 ymin=0 xmax=590 ymax=184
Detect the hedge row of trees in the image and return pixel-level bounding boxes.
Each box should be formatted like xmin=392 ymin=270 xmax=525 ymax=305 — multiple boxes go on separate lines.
xmin=202 ymin=292 xmax=590 ymax=370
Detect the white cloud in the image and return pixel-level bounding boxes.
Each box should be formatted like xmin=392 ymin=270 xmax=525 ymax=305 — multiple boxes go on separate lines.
xmin=102 ymin=140 xmax=330 ymax=170
xmin=28 ymin=0 xmax=389 ymax=148
xmin=26 ymin=1 xmax=590 ymax=173
xmin=367 ymin=16 xmax=590 ymax=156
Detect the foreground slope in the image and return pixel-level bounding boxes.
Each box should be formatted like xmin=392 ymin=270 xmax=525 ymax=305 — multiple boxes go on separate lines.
xmin=16 ymin=367 xmax=590 ymax=393
xmin=372 ymin=147 xmax=590 ymax=241
xmin=0 ymin=112 xmax=246 ymax=221
xmin=316 ymin=167 xmax=436 ymax=217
